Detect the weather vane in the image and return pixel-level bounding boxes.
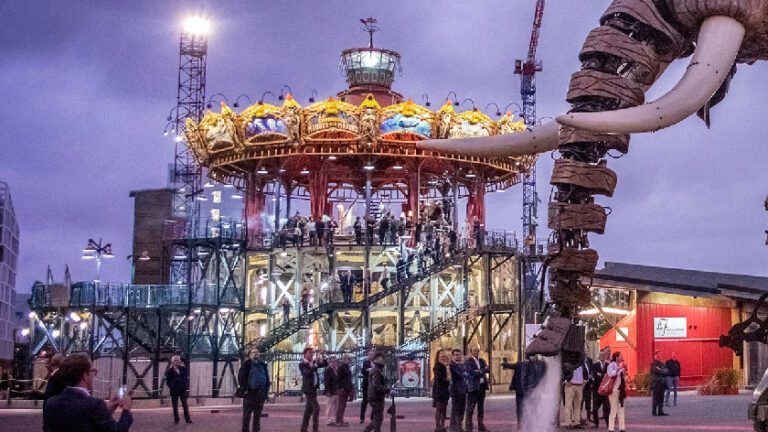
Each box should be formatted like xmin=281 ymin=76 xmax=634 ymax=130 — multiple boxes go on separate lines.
xmin=359 ymin=16 xmax=378 ymax=48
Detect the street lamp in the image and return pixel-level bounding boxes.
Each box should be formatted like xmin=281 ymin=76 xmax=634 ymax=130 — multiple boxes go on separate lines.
xmin=82 ymin=238 xmax=114 ymax=282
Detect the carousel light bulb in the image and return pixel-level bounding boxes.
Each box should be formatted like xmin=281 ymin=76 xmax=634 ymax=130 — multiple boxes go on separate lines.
xmin=183 ymin=16 xmax=210 ymax=36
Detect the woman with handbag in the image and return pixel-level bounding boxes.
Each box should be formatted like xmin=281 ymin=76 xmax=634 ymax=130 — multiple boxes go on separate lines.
xmin=606 ymin=352 xmax=627 ymax=432
xmin=432 ymin=349 xmax=452 ymax=432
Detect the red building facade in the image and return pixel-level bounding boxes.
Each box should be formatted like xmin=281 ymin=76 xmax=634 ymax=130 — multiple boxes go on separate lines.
xmin=599 ymin=294 xmax=734 ymax=388
xmin=592 ymin=262 xmax=768 ymax=388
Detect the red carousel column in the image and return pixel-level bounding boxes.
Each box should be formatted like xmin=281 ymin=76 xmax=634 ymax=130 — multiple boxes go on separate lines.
xmin=465 ymin=179 xmax=486 ymax=225
xmin=245 ymin=174 xmax=266 ymax=244
xmin=309 ymin=171 xmax=329 ymax=220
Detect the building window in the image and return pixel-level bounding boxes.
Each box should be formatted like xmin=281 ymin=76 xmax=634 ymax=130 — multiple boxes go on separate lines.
xmin=213 ymin=191 xmax=221 ymax=204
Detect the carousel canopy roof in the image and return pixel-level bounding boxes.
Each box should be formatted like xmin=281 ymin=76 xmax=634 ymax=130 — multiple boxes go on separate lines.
xmin=183 ymin=94 xmax=533 ymax=192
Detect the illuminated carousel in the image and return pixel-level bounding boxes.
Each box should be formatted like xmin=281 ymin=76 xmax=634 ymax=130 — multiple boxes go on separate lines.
xmin=184 ymin=50 xmax=532 ymax=239
xmin=176 ymin=24 xmax=535 ymax=395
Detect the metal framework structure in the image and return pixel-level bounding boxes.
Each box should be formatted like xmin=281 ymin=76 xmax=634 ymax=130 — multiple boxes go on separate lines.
xmin=515 ymin=0 xmax=546 ymax=313
xmin=170 ymin=23 xmax=209 ymax=287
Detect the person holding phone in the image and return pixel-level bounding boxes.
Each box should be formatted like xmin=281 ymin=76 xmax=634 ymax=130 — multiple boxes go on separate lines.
xmin=165 ymin=355 xmax=192 ymax=424
xmin=606 ymin=352 xmax=627 ymax=432
xmin=300 ymin=347 xmax=328 ymax=432
xmin=43 ymin=353 xmax=133 ymax=432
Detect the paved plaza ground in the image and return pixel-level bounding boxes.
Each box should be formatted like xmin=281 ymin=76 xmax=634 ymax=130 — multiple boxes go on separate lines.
xmin=0 ymin=392 xmax=755 ymax=432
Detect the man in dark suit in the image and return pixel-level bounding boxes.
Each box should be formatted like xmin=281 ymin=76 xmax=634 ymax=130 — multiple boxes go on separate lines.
xmin=323 ymin=356 xmax=339 ymax=426
xmin=340 ymin=270 xmax=355 ymax=303
xmin=165 ymin=355 xmax=192 ymax=424
xmin=362 ymin=351 xmax=390 ymax=432
xmin=449 ymin=349 xmax=468 ymax=432
xmin=651 ymin=350 xmax=670 ymax=416
xmin=360 ymin=350 xmax=374 ymax=424
xmin=43 ymin=353 xmax=133 ymax=432
xmin=335 ymin=354 xmax=355 ymax=426
xmin=237 ymin=347 xmax=270 ymax=432
xmin=464 ymin=346 xmax=490 ymax=432
xmin=501 ymin=358 xmax=526 ymax=430
xmin=592 ymin=347 xmax=611 ymax=428
xmin=299 ymin=347 xmax=328 ymax=432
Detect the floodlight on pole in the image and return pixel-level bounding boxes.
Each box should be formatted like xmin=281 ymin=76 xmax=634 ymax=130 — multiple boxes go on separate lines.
xmin=183 ymin=16 xmax=210 ymax=36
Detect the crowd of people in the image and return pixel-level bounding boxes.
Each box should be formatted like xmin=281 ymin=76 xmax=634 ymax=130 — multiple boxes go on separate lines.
xmin=557 ymin=347 xmax=682 ymax=432
xmin=276 ymin=207 xmax=487 ymax=255
xmin=431 ymin=346 xmax=492 ymax=432
xmin=21 ymin=340 xmax=684 ymax=432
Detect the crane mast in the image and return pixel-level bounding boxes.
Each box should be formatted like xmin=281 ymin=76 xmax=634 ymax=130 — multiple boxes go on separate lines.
xmin=515 ymin=0 xmax=545 ymax=313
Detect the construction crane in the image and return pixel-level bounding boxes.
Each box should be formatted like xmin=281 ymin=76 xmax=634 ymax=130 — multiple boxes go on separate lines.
xmin=515 ymin=0 xmax=545 ymax=313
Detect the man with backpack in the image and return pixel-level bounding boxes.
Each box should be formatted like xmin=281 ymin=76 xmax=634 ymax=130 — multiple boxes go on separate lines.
xmin=238 ymin=348 xmax=271 ymax=432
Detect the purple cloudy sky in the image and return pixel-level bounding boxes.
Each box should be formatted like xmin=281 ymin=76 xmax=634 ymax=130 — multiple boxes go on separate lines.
xmin=2 ymin=1 xmax=767 ymax=292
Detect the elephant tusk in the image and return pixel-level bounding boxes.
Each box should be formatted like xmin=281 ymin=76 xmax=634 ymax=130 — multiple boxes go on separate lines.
xmin=556 ymin=16 xmax=745 ymax=134
xmin=417 ymin=121 xmax=559 ymax=157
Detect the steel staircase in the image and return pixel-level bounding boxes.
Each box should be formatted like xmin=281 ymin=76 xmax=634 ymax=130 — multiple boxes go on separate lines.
xmin=399 ymin=302 xmax=485 ymax=348
xmin=255 ymin=251 xmax=469 ymax=351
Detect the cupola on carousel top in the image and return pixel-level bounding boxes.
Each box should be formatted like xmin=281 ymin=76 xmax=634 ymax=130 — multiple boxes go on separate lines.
xmin=183 ymin=18 xmax=533 ymax=239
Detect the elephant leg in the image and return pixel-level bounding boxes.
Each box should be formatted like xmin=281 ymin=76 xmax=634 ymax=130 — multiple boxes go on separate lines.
xmin=548 ymin=0 xmax=688 ymax=315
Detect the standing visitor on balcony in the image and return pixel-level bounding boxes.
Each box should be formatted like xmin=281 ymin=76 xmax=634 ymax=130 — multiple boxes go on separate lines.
xmin=354 ymin=217 xmax=363 ymax=245
xmin=316 ymin=218 xmax=326 ymax=247
xmin=327 ymin=218 xmax=338 ymax=246
xmin=366 ymin=215 xmax=376 ymax=246
xmin=308 ymin=218 xmax=317 ymax=247
xmin=238 ymin=348 xmax=270 ymax=432
xmin=300 ymin=348 xmax=328 ymax=432
xmin=665 ymin=353 xmax=681 ymax=407
xmin=378 ymin=215 xmax=389 ymax=246
xmin=414 ymin=218 xmax=423 ymax=245
xmin=389 ymin=214 xmax=399 ymax=245
xmin=298 ymin=216 xmax=307 ymax=247
xmin=424 ymin=220 xmax=434 ymax=249
xmin=165 ymin=355 xmax=192 ymax=424
xmin=473 ymin=219 xmax=483 ymax=249
xmin=340 ymin=270 xmax=355 ymax=303
xmin=432 ymin=349 xmax=451 ymax=432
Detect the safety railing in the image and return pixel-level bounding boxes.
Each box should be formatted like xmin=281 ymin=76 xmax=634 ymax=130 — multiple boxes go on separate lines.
xmin=30 ymin=281 xmax=240 ymax=309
